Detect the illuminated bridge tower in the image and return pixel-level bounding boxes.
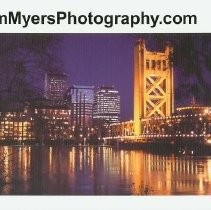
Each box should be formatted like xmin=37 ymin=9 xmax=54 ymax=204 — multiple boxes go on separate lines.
xmin=134 ymin=39 xmax=174 ymax=136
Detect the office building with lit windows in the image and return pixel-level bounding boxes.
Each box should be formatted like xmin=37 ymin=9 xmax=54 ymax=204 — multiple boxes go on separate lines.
xmin=44 ymin=72 xmax=68 ymax=102
xmin=0 ymin=101 xmax=72 ymax=141
xmin=65 ymin=85 xmax=94 ymax=128
xmin=32 ymin=104 xmax=72 ymax=141
xmin=93 ymin=86 xmax=120 ymax=125
xmin=0 ymin=110 xmax=35 ymax=141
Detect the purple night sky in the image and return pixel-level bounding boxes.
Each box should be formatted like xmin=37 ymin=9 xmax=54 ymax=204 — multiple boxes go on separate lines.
xmin=2 ymin=34 xmax=211 ymax=120
xmin=59 ymin=34 xmax=137 ymax=121
xmin=44 ymin=33 xmax=211 ymax=121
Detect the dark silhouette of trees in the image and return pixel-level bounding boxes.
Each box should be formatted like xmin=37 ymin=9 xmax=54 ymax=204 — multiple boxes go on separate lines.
xmin=0 ymin=34 xmax=62 ymax=110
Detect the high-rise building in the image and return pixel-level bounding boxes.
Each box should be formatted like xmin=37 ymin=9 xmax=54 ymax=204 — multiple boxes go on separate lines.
xmin=65 ymin=85 xmax=94 ymax=128
xmin=93 ymin=86 xmax=120 ymax=125
xmin=44 ymin=72 xmax=68 ymax=102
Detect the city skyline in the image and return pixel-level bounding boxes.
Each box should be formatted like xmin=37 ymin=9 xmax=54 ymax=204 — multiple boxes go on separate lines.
xmin=59 ymin=34 xmax=135 ymax=121
xmin=54 ymin=34 xmax=211 ymax=120
xmin=2 ymin=34 xmax=211 ymax=121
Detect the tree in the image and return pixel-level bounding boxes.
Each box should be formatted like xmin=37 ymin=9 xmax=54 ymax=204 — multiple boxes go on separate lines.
xmin=0 ymin=34 xmax=62 ymax=110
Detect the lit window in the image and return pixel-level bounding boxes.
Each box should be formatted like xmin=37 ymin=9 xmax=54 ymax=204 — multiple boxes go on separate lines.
xmin=151 ymin=60 xmax=156 ymax=69
xmin=146 ymin=60 xmax=150 ymax=69
xmin=157 ymin=60 xmax=161 ymax=69
xmin=163 ymin=60 xmax=166 ymax=70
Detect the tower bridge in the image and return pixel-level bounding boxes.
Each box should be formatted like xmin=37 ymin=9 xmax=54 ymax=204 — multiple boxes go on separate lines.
xmin=105 ymin=40 xmax=211 ymax=148
xmin=134 ymin=39 xmax=174 ymax=136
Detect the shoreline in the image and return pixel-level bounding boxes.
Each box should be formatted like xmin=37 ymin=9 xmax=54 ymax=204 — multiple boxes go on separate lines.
xmin=1 ymin=139 xmax=211 ymax=156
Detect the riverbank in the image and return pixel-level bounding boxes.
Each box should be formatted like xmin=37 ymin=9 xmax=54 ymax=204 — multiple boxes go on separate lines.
xmin=0 ymin=139 xmax=105 ymax=147
xmin=1 ymin=139 xmax=211 ymax=155
xmin=108 ymin=139 xmax=211 ymax=155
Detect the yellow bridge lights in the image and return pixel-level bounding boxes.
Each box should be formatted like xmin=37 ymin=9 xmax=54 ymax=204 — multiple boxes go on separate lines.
xmin=134 ymin=39 xmax=174 ymax=136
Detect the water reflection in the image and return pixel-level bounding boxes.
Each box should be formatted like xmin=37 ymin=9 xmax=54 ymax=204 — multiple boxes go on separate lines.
xmin=0 ymin=145 xmax=211 ymax=195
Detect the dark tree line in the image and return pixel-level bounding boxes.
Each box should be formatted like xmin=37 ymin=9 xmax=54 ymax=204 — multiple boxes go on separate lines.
xmin=0 ymin=34 xmax=62 ymax=110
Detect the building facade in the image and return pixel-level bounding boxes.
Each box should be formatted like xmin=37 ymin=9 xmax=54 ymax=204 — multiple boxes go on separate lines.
xmin=93 ymin=86 xmax=120 ymax=125
xmin=0 ymin=102 xmax=72 ymax=141
xmin=44 ymin=72 xmax=68 ymax=102
xmin=65 ymin=85 xmax=94 ymax=128
xmin=33 ymin=105 xmax=71 ymax=141
xmin=0 ymin=109 xmax=35 ymax=141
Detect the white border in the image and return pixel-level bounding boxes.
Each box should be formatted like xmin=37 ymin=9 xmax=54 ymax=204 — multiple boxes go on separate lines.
xmin=0 ymin=0 xmax=210 ymax=33
xmin=0 ymin=0 xmax=211 ymax=210
xmin=1 ymin=196 xmax=211 ymax=210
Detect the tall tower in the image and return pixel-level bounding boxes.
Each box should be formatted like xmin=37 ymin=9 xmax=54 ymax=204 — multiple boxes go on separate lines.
xmin=134 ymin=39 xmax=174 ymax=136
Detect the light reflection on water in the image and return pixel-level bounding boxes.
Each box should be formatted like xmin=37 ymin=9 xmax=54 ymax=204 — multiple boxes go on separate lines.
xmin=0 ymin=145 xmax=211 ymax=195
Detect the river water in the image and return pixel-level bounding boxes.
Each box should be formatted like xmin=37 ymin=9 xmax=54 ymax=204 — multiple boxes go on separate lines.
xmin=0 ymin=145 xmax=211 ymax=195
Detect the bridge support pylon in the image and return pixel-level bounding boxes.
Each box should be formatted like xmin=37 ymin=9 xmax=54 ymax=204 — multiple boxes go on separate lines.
xmin=133 ymin=39 xmax=174 ymax=136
